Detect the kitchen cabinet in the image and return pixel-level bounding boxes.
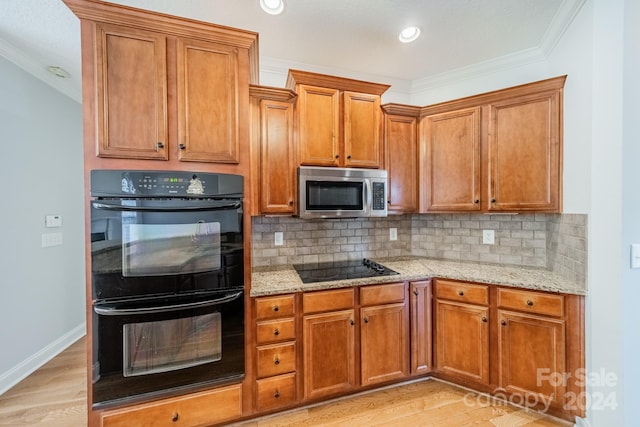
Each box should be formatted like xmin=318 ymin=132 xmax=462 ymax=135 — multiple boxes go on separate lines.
xmin=100 ymin=384 xmax=242 ymax=427
xmin=382 ymin=104 xmax=421 ymax=214
xmin=249 ymin=86 xmax=297 ymax=215
xmin=254 ymin=295 xmax=298 ymax=411
xmin=287 ymin=70 xmax=390 ymax=169
xmin=359 ymin=283 xmax=409 ymax=386
xmin=66 ymin=0 xmax=258 ymax=165
xmin=434 ymin=280 xmax=490 ymax=385
xmin=409 ymin=280 xmax=432 ymax=375
xmin=419 ymin=76 xmax=566 ymax=213
xmin=302 ymin=288 xmax=357 ymax=400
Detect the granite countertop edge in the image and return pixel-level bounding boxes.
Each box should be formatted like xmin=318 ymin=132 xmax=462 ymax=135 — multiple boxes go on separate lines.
xmin=250 ymin=257 xmax=587 ymax=297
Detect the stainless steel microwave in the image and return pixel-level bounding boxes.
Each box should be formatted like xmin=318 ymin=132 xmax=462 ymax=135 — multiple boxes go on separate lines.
xmin=298 ymin=166 xmax=388 ymax=219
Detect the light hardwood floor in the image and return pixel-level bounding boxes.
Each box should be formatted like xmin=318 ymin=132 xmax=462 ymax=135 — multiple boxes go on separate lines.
xmin=0 ymin=337 xmax=572 ymax=427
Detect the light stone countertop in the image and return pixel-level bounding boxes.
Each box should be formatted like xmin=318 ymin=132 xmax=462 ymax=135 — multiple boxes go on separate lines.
xmin=250 ymin=257 xmax=587 ymax=297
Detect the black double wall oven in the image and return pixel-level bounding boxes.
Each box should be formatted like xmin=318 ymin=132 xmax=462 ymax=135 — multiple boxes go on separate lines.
xmin=89 ymin=170 xmax=245 ymax=408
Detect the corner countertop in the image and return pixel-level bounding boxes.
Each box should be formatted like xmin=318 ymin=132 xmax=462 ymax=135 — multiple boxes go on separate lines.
xmin=250 ymin=257 xmax=587 ymax=297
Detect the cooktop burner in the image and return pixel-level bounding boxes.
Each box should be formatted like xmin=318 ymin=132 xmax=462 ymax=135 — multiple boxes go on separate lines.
xmin=293 ymin=258 xmax=399 ymax=284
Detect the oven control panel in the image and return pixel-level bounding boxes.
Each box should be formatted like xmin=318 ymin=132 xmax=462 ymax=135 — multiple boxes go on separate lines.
xmin=90 ymin=170 xmax=243 ymax=198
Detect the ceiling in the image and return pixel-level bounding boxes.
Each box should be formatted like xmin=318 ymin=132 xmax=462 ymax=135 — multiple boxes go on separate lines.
xmin=0 ymin=0 xmax=584 ymax=103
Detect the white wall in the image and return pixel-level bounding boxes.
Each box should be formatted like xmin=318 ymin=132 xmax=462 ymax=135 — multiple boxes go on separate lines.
xmin=0 ymin=56 xmax=85 ymax=394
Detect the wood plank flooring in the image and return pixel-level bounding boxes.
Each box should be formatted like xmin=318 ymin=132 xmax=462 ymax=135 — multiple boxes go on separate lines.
xmin=0 ymin=337 xmax=572 ymax=426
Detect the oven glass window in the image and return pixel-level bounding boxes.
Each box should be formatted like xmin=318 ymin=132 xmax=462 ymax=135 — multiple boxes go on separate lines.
xmin=123 ymin=312 xmax=222 ymax=377
xmin=306 ymin=181 xmax=364 ymax=210
xmin=122 ymin=222 xmax=221 ymax=277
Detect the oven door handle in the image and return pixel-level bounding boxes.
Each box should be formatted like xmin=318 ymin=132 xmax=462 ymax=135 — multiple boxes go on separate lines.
xmin=93 ymin=292 xmax=243 ymax=316
xmin=91 ymin=201 xmax=241 ymax=212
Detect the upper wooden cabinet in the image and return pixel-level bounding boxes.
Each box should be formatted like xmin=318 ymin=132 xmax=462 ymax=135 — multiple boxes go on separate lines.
xmin=382 ymin=104 xmax=421 ymax=214
xmin=287 ymin=70 xmax=390 ymax=168
xmin=420 ymin=76 xmax=566 ymax=213
xmin=64 ymin=0 xmax=258 ymax=165
xmin=250 ymin=86 xmax=297 ymax=215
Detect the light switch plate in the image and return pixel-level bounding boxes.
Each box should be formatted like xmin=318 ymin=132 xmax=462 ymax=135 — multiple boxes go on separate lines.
xmin=274 ymin=231 xmax=284 ymax=246
xmin=483 ymin=229 xmax=495 ymax=245
xmin=632 ymin=243 xmax=640 ymax=269
xmin=390 ymin=228 xmax=397 ymax=241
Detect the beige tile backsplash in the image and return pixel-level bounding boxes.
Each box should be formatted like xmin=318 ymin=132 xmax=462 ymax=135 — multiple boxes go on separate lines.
xmin=251 ymin=213 xmax=587 ymax=288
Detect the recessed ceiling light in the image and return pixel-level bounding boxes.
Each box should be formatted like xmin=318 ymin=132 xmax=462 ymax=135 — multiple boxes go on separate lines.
xmin=399 ymin=26 xmax=421 ymax=43
xmin=260 ymin=0 xmax=284 ymax=15
xmin=46 ymin=66 xmax=70 ymax=78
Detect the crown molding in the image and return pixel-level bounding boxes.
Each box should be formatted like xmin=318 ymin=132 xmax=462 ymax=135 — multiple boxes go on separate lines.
xmin=0 ymin=38 xmax=81 ymax=103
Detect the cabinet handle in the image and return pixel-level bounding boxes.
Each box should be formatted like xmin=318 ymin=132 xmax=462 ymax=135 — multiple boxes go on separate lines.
xmin=474 ymin=199 xmax=479 ymax=204
xmin=364 ymin=317 xmax=369 ymax=324
xmin=350 ymin=319 xmax=355 ymax=326
xmin=501 ymin=320 xmax=507 ymax=326
xmin=481 ymin=316 xmax=488 ymax=323
xmin=273 ymin=305 xmax=279 ymax=312
xmin=413 ymin=289 xmax=419 ymax=296
xmin=458 ymin=290 xmax=464 ymax=296
xmin=347 ymin=155 xmax=352 ymax=159
xmin=527 ymin=300 xmax=534 ymax=306
xmin=288 ymin=200 xmax=293 ymax=206
xmin=172 ymin=412 xmax=179 ymax=422
xmin=274 ymin=357 xmax=280 ymax=365
xmin=274 ymin=390 xmax=281 ymax=399
xmin=179 ymin=143 xmax=186 ymax=150
xmin=491 ymin=198 xmax=496 ymax=203
xmin=274 ymin=328 xmax=280 ymax=336
xmin=156 ymin=141 xmax=164 ymax=149
xmin=335 ymin=154 xmax=340 ymax=159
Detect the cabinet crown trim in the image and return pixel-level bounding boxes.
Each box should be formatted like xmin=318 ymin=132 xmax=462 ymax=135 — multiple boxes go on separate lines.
xmin=286 ymin=69 xmax=390 ymax=95
xmin=250 ymin=85 xmax=298 ymax=102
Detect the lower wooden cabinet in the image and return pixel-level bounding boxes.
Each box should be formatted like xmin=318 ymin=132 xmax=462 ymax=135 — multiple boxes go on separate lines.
xmin=255 ymin=373 xmax=297 ymax=412
xmin=100 ymin=384 xmax=242 ymax=427
xmin=410 ymin=280 xmax=432 ymax=375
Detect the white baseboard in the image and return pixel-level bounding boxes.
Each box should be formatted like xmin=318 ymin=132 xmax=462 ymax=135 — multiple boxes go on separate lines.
xmin=0 ymin=323 xmax=86 ymax=396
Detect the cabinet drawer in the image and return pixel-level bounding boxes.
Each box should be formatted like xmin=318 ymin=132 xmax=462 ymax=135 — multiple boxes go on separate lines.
xmin=256 ymin=342 xmax=296 ymax=379
xmin=255 ymin=373 xmax=296 ymax=411
xmin=497 ymin=288 xmax=564 ymax=317
xmin=434 ymin=280 xmax=489 ymax=305
xmin=303 ymin=288 xmax=354 ymax=314
xmin=255 ymin=295 xmax=295 ymax=320
xmin=360 ymin=282 xmax=406 ymax=306
xmin=101 ymin=384 xmax=241 ymax=427
xmin=256 ymin=318 xmax=296 ymax=344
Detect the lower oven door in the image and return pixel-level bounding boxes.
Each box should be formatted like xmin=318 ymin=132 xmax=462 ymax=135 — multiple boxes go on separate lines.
xmin=91 ymin=290 xmax=244 ymax=408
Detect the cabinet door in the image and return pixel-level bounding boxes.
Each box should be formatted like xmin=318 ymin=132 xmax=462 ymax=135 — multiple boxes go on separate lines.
xmin=499 ymin=310 xmax=566 ymax=406
xmin=410 ymin=281 xmax=432 ymax=375
xmin=259 ymin=100 xmax=295 ymax=213
xmin=487 ymin=91 xmax=561 ymax=211
xmin=385 ymin=114 xmax=418 ymax=213
xmin=421 ymin=107 xmax=481 ymax=211
xmin=176 ymin=38 xmax=239 ymax=163
xmin=344 ymin=92 xmax=382 ymax=168
xmin=298 ymin=85 xmax=340 ymax=166
xmin=95 ymin=24 xmax=168 ymax=160
xmin=303 ymin=309 xmax=356 ymax=399
xmin=360 ymin=303 xmax=409 ymax=386
xmin=434 ymin=300 xmax=489 ymax=384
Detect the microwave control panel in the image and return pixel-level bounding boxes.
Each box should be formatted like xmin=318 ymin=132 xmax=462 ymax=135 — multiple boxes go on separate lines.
xmin=372 ymin=182 xmax=386 ymax=211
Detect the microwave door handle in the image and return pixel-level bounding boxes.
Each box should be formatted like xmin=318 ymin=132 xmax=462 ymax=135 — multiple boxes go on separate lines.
xmin=93 ymin=292 xmax=243 ymax=316
xmin=364 ymin=179 xmax=372 ymax=215
xmin=92 ymin=201 xmax=241 ymax=212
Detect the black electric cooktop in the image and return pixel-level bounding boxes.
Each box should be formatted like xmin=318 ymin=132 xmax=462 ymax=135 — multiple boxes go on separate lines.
xmin=293 ymin=258 xmax=399 ymax=284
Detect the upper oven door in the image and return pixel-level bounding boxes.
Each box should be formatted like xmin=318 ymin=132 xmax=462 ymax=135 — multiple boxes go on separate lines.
xmin=90 ymin=198 xmax=243 ymax=300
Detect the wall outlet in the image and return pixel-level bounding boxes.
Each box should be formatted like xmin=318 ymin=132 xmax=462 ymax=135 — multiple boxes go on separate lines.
xmin=482 ymin=229 xmax=495 ymax=245
xmin=274 ymin=231 xmax=284 ymax=246
xmin=45 ymin=215 xmax=62 ymax=228
xmin=42 ymin=232 xmax=63 ymax=247
xmin=631 ymin=243 xmax=640 ymax=268
xmin=390 ymin=228 xmax=397 ymax=241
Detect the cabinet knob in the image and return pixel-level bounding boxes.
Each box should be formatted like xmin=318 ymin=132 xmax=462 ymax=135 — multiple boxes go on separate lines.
xmin=413 ymin=289 xmax=419 ymax=296
xmin=481 ymin=316 xmax=488 ymax=323
xmin=274 ymin=357 xmax=280 ymax=365
xmin=501 ymin=320 xmax=507 ymax=326
xmin=526 ymin=300 xmax=534 ymax=307
xmin=491 ymin=198 xmax=496 ymax=203
xmin=458 ymin=290 xmax=464 ymax=296
xmin=274 ymin=390 xmax=281 ymax=399
xmin=288 ymin=200 xmax=294 ymax=206
xmin=350 ymin=319 xmax=355 ymax=326
xmin=273 ymin=305 xmax=279 ymax=312
xmin=335 ymin=154 xmax=340 ymax=159
xmin=274 ymin=328 xmax=280 ymax=336
xmin=179 ymin=143 xmax=186 ymax=150
xmin=347 ymin=155 xmax=352 ymax=159
xmin=172 ymin=412 xmax=179 ymax=422
xmin=474 ymin=199 xmax=480 ymax=204
xmin=156 ymin=141 xmax=164 ymax=149
xmin=364 ymin=317 xmax=369 ymax=324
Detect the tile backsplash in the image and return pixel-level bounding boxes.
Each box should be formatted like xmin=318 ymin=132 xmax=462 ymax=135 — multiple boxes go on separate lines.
xmin=251 ymin=213 xmax=587 ymax=288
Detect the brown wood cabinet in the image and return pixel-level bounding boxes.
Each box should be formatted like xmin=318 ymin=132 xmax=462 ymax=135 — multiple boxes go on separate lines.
xmin=382 ymin=104 xmax=421 ymax=214
xmin=419 ymin=76 xmax=566 ymax=213
xmin=287 ymin=70 xmax=390 ymax=169
xmin=434 ymin=281 xmax=490 ymax=384
xmin=409 ymin=280 xmax=432 ymax=375
xmin=100 ymin=384 xmax=242 ymax=427
xmin=359 ymin=283 xmax=409 ymax=386
xmin=249 ymin=86 xmax=297 ymax=215
xmin=302 ymin=288 xmax=357 ymax=400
